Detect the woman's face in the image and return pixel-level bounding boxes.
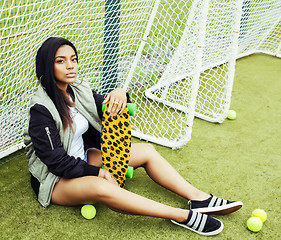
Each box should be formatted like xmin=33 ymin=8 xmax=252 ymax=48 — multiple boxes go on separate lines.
xmin=54 ymin=45 xmax=78 ymax=91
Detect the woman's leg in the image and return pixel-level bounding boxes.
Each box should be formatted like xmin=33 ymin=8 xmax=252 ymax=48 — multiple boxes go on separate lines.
xmin=129 ymin=143 xmax=210 ymax=201
xmin=51 ymin=147 xmax=224 ymax=236
xmin=86 ymin=144 xmax=210 ymax=201
xmin=51 ymin=176 xmax=189 ymax=222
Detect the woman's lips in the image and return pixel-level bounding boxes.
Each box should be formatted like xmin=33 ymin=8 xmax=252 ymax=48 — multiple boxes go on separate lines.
xmin=66 ymin=72 xmax=76 ymax=78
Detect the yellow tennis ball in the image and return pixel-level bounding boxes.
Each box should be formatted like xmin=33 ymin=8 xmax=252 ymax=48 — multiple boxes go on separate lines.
xmin=227 ymin=110 xmax=236 ymax=120
xmin=247 ymin=217 xmax=263 ymax=232
xmin=81 ymin=205 xmax=96 ymax=220
xmin=252 ymin=209 xmax=267 ymax=223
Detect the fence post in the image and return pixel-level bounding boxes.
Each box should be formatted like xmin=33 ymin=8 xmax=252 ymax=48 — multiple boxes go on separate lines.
xmin=102 ymin=0 xmax=120 ymax=96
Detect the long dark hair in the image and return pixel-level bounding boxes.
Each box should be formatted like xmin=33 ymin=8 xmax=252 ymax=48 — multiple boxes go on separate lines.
xmin=36 ymin=37 xmax=78 ymax=130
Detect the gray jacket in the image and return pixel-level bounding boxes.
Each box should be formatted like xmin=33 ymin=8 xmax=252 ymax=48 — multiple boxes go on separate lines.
xmin=24 ymin=79 xmax=102 ymax=207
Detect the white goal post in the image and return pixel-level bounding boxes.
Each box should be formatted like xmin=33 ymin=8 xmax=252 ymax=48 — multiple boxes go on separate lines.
xmin=1 ymin=0 xmax=281 ymax=158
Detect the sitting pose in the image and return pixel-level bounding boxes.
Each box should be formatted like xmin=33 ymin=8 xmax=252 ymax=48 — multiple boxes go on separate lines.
xmin=24 ymin=37 xmax=242 ymax=236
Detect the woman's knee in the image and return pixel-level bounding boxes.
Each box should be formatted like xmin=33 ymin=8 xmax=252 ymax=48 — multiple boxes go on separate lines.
xmin=130 ymin=143 xmax=159 ymax=167
xmin=141 ymin=143 xmax=158 ymax=160
xmin=135 ymin=143 xmax=159 ymax=166
xmin=136 ymin=143 xmax=156 ymax=155
xmin=145 ymin=143 xmax=156 ymax=152
xmin=91 ymin=180 xmax=116 ymax=201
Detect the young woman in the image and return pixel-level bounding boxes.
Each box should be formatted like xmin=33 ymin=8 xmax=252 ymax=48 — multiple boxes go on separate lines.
xmin=24 ymin=37 xmax=242 ymax=236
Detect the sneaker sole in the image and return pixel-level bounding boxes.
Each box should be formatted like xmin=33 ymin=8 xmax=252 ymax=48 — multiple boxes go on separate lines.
xmin=171 ymin=218 xmax=224 ymax=236
xmin=192 ymin=201 xmax=243 ymax=215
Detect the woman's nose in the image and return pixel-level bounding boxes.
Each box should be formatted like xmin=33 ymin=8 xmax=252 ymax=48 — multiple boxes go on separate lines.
xmin=66 ymin=60 xmax=74 ymax=69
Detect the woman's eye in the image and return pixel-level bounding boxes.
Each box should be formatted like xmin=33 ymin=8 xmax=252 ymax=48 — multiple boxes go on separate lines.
xmin=72 ymin=58 xmax=78 ymax=62
xmin=56 ymin=59 xmax=64 ymax=63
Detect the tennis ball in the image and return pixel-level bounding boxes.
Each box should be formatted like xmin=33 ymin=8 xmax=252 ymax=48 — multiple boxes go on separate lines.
xmin=247 ymin=217 xmax=263 ymax=232
xmin=81 ymin=205 xmax=96 ymax=220
xmin=252 ymin=209 xmax=267 ymax=223
xmin=227 ymin=110 xmax=236 ymax=120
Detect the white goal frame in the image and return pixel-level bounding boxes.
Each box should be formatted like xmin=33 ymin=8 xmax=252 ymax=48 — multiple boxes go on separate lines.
xmin=1 ymin=0 xmax=281 ymax=158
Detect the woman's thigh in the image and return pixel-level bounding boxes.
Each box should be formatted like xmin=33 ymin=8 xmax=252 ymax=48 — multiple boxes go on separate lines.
xmin=51 ymin=176 xmax=106 ymax=206
xmin=51 ymin=144 xmax=155 ymax=205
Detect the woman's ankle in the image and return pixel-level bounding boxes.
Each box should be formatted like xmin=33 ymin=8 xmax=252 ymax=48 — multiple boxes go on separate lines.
xmin=190 ymin=192 xmax=211 ymax=201
xmin=174 ymin=209 xmax=190 ymax=223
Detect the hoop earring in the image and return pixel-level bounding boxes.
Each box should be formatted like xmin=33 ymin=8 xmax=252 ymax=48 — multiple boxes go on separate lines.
xmin=39 ymin=75 xmax=46 ymax=89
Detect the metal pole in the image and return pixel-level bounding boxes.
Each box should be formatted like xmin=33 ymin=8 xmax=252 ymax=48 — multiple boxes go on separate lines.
xmin=102 ymin=0 xmax=120 ymax=96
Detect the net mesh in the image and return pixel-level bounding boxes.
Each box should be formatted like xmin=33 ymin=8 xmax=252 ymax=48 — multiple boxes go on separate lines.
xmin=1 ymin=0 xmax=280 ymax=157
xmin=238 ymin=0 xmax=281 ymax=58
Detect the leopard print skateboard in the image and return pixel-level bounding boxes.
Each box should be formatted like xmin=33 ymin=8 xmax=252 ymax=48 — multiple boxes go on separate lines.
xmin=101 ymin=103 xmax=136 ymax=188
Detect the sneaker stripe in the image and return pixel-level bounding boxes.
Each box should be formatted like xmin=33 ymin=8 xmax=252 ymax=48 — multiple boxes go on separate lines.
xmin=215 ymin=198 xmax=223 ymax=207
xmin=198 ymin=214 xmax=208 ymax=232
xmin=188 ymin=211 xmax=197 ymax=226
xmin=208 ymin=196 xmax=217 ymax=207
xmin=222 ymin=199 xmax=227 ymax=205
xmin=192 ymin=212 xmax=203 ymax=230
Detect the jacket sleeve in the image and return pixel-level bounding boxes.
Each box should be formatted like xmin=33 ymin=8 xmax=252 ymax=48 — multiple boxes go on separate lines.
xmin=92 ymin=91 xmax=104 ymax=121
xmin=28 ymin=104 xmax=100 ymax=178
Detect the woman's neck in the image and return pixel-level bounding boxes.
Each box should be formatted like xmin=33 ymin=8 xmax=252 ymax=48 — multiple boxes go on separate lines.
xmin=56 ymin=82 xmax=68 ymax=93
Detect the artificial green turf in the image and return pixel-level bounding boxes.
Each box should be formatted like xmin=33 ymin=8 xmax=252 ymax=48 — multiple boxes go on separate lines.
xmin=0 ymin=53 xmax=281 ymax=239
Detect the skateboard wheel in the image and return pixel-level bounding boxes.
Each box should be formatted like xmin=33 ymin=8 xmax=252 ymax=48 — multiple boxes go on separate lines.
xmin=126 ymin=166 xmax=134 ymax=178
xmin=102 ymin=103 xmax=136 ymax=116
xmin=127 ymin=103 xmax=137 ymax=116
xmin=102 ymin=103 xmax=106 ymax=113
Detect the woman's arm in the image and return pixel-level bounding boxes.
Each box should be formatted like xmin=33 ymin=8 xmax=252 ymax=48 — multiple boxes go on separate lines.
xmin=28 ymin=104 xmax=100 ymax=178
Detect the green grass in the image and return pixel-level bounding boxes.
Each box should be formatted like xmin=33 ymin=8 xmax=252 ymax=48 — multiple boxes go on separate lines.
xmin=1 ymin=53 xmax=281 ymax=239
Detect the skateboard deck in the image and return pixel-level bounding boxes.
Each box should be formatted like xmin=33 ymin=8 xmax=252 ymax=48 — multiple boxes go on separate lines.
xmin=101 ymin=104 xmax=134 ymax=188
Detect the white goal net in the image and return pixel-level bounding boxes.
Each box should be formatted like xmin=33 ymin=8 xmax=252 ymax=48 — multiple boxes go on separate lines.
xmin=238 ymin=0 xmax=281 ymax=58
xmin=1 ymin=0 xmax=281 ymax=158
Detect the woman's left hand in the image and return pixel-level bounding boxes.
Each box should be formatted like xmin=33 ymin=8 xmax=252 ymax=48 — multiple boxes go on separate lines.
xmin=102 ymin=88 xmax=127 ymax=116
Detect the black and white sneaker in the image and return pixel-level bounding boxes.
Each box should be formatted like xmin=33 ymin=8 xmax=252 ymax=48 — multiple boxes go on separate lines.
xmin=189 ymin=194 xmax=243 ymax=215
xmin=171 ymin=210 xmax=223 ymax=236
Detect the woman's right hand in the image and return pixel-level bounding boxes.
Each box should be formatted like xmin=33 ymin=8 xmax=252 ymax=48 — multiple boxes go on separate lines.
xmin=98 ymin=168 xmax=119 ymax=186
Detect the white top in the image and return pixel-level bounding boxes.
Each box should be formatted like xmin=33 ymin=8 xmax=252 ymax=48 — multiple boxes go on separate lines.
xmin=68 ymin=106 xmax=89 ymax=159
